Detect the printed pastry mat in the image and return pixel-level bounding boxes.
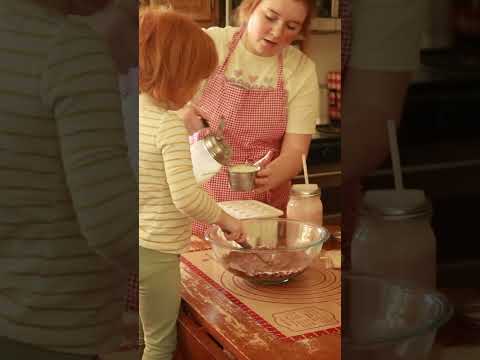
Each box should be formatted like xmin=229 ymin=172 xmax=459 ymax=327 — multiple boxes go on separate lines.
xmin=181 ymin=250 xmax=341 ymax=341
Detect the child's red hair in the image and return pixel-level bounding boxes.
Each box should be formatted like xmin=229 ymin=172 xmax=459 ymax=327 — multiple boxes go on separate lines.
xmin=139 ymin=9 xmax=218 ymax=106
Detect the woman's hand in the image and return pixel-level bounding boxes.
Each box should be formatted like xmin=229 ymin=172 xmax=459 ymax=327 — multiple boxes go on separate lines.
xmin=254 ymin=164 xmax=282 ymax=194
xmin=254 ymin=134 xmax=311 ymax=193
xmin=178 ymin=104 xmax=206 ymax=135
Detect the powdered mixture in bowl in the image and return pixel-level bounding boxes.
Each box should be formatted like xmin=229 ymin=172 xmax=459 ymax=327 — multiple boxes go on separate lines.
xmin=222 ymin=249 xmax=309 ymax=283
xmin=205 ymin=219 xmax=329 ymax=285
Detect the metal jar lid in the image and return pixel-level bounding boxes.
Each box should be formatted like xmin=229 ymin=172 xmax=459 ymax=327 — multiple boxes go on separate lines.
xmin=362 ymin=189 xmax=432 ymax=220
xmin=203 ymin=134 xmax=231 ymax=165
xmin=290 ymin=184 xmax=321 ymax=198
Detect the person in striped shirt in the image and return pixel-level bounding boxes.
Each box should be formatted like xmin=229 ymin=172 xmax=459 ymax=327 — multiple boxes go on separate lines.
xmin=0 ymin=0 xmax=137 ymax=359
xmin=78 ymin=0 xmax=139 ymax=174
xmin=76 ymin=0 xmax=141 ymax=347
xmin=139 ymin=9 xmax=243 ymax=360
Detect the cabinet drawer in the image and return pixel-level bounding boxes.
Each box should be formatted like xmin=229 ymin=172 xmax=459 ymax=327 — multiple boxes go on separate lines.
xmin=174 ymin=305 xmax=233 ymax=360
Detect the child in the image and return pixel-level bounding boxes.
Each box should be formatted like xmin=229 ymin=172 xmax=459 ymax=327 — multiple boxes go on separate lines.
xmin=139 ymin=9 xmax=243 ymax=360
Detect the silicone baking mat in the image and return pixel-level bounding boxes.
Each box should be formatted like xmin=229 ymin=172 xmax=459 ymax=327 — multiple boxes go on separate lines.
xmin=181 ymin=250 xmax=341 ymax=341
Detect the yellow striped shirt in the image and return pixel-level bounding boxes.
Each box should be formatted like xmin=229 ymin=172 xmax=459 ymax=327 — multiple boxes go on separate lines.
xmin=139 ymin=94 xmax=221 ymax=253
xmin=0 ymin=1 xmax=137 ymax=355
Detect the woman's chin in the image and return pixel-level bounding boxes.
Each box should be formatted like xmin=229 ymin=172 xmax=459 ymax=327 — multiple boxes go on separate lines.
xmin=255 ymin=45 xmax=280 ymax=57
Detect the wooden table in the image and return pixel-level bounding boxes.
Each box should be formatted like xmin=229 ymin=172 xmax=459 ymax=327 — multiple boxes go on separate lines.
xmin=174 ymin=225 xmax=341 ymax=360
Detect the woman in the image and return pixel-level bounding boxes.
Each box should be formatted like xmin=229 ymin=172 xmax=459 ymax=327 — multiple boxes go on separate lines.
xmin=184 ymin=0 xmax=320 ymax=236
xmin=340 ymin=0 xmax=427 ymax=268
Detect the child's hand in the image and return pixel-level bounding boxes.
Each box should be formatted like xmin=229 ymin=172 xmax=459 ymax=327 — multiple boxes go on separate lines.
xmin=216 ymin=212 xmax=247 ymax=247
xmin=178 ymin=104 xmax=205 ymax=135
xmin=225 ymin=230 xmax=249 ymax=249
xmin=222 ymin=214 xmax=243 ymax=235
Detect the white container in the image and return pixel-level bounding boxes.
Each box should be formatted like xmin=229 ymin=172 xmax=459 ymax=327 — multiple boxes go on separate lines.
xmin=351 ymin=190 xmax=436 ymax=289
xmin=218 ymin=200 xmax=283 ymax=248
xmin=190 ymin=140 xmax=222 ymax=184
xmin=190 ymin=134 xmax=230 ymax=184
xmin=218 ymin=200 xmax=283 ymax=220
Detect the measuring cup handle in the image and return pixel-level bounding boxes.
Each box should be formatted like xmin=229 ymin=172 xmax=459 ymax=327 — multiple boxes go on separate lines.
xmin=253 ymin=150 xmax=274 ymax=168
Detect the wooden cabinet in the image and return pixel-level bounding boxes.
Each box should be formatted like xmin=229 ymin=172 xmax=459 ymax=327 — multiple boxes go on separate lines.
xmin=172 ymin=0 xmax=220 ymax=27
xmin=174 ymin=303 xmax=231 ymax=360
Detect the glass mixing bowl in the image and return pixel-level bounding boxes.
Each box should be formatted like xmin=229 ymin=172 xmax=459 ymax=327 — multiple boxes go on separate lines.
xmin=342 ymin=272 xmax=454 ymax=360
xmin=205 ymin=218 xmax=330 ymax=285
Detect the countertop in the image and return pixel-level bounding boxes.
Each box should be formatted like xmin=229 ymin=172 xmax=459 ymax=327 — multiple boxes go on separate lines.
xmin=173 ymin=231 xmax=478 ymax=360
xmin=175 ymin=226 xmax=341 ymax=360
xmin=431 ymin=288 xmax=480 ymax=359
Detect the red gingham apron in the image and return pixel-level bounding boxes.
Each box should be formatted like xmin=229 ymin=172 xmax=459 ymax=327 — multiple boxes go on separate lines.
xmin=341 ymin=0 xmax=352 ymax=78
xmin=126 ymin=273 xmax=138 ymax=312
xmin=192 ymin=27 xmax=290 ymax=237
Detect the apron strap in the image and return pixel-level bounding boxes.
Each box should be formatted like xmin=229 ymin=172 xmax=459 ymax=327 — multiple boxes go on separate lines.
xmin=220 ymin=27 xmax=246 ymax=71
xmin=275 ymin=53 xmax=285 ymax=89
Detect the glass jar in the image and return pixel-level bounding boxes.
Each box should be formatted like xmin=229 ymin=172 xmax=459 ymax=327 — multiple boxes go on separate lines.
xmin=286 ymin=184 xmax=323 ymax=225
xmin=351 ymin=190 xmax=436 ymax=289
xmin=286 ymin=184 xmax=323 ymax=248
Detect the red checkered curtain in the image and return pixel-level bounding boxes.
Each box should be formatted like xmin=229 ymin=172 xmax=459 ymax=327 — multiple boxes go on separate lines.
xmin=340 ymin=0 xmax=352 ymax=269
xmin=341 ymin=0 xmax=352 ymax=74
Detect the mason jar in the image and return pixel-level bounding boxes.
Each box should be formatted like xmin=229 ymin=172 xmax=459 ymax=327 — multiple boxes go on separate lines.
xmin=286 ymin=184 xmax=324 ymax=226
xmin=351 ymin=190 xmax=436 ymax=289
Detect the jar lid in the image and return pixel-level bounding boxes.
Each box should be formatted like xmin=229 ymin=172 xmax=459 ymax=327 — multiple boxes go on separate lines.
xmin=290 ymin=184 xmax=321 ymax=198
xmin=203 ymin=134 xmax=231 ymax=165
xmin=363 ymin=189 xmax=431 ymax=219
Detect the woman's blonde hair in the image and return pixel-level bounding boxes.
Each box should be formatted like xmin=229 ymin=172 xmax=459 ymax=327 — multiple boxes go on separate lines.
xmin=139 ymin=9 xmax=218 ymax=107
xmin=236 ymin=0 xmax=316 ymax=52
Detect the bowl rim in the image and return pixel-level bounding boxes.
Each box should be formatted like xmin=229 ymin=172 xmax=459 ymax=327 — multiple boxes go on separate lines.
xmin=204 ymin=218 xmax=330 ymax=252
xmin=342 ymin=272 xmax=454 ymax=348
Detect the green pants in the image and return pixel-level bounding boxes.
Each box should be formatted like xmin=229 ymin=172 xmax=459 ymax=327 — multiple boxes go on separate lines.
xmin=139 ymin=247 xmax=181 ymax=360
xmin=0 ymin=337 xmax=96 ymax=359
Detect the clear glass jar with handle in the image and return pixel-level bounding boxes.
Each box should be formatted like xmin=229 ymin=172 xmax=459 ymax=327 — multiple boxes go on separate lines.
xmin=190 ymin=132 xmax=231 ymax=184
xmin=351 ymin=190 xmax=436 ymax=289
